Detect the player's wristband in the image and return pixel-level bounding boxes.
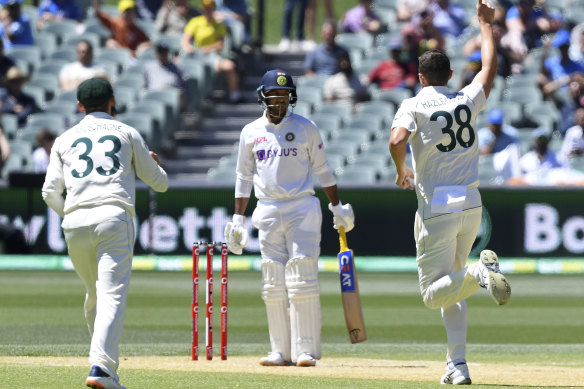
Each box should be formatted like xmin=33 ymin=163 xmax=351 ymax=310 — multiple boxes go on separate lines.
xmin=233 ymin=214 xmax=245 ymax=225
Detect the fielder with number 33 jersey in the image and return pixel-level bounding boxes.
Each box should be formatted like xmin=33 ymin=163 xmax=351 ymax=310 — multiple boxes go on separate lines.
xmin=42 ymin=78 xmax=168 ymax=389
xmin=224 ymin=69 xmax=355 ymax=368
xmin=390 ymin=0 xmax=511 ymax=385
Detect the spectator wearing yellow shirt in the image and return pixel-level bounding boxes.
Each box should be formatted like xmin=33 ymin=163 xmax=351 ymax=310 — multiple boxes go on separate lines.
xmin=181 ymin=0 xmax=241 ymax=103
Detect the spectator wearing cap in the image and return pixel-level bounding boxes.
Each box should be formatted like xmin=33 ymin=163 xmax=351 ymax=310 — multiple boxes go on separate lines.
xmin=303 ymin=19 xmax=348 ymax=77
xmin=59 ymin=40 xmax=111 ymax=91
xmin=538 ymin=29 xmax=584 ymax=100
xmin=0 ymin=66 xmax=40 ymax=127
xmin=181 ymin=0 xmax=241 ymax=103
xmin=428 ymin=0 xmax=467 ymax=38
xmin=340 ymin=0 xmax=382 ymax=35
xmin=92 ymin=0 xmax=152 ymax=57
xmin=519 ymin=127 xmax=567 ymax=175
xmin=155 ymin=0 xmax=200 ymax=36
xmin=143 ymin=42 xmax=190 ymax=111
xmin=0 ymin=0 xmax=34 ymax=50
xmin=478 ymin=108 xmax=520 ymax=155
xmin=367 ymin=37 xmax=417 ymax=91
xmin=560 ymin=107 xmax=584 ymax=161
xmin=37 ymin=0 xmax=83 ymax=31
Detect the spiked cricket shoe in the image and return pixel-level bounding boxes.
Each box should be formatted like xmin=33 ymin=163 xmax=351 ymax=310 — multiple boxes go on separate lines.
xmin=441 ymin=362 xmax=471 ymax=385
xmin=85 ymin=366 xmax=125 ymax=389
xmin=296 ymin=353 xmax=317 ymax=367
xmin=259 ymin=352 xmax=291 ymax=366
xmin=478 ymin=250 xmax=511 ymax=305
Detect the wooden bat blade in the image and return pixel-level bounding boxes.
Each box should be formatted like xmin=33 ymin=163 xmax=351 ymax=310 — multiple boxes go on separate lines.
xmin=338 ymin=228 xmax=367 ymax=343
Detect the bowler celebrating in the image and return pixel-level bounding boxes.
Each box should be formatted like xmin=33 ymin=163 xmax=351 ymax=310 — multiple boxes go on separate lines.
xmin=224 ymin=69 xmax=355 ymax=367
xmin=389 ymin=0 xmax=511 ymax=385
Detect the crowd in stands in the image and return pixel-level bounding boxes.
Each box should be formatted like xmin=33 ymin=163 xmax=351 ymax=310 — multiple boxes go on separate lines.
xmin=291 ymin=0 xmax=584 ymax=187
xmin=0 ymin=0 xmax=584 ymax=188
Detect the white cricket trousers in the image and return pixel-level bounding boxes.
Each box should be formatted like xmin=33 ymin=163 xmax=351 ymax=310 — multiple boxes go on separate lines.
xmin=415 ymin=206 xmax=482 ymax=363
xmin=63 ymin=211 xmax=134 ymax=380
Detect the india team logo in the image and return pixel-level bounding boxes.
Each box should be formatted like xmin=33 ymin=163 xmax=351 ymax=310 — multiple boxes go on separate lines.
xmin=277 ymin=75 xmax=287 ymax=86
xmin=285 ymin=132 xmax=295 ymax=141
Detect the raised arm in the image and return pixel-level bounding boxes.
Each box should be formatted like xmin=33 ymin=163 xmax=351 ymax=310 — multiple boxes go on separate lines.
xmin=471 ymin=0 xmax=497 ymax=98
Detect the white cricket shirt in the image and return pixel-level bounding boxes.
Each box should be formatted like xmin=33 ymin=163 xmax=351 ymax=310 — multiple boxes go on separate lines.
xmin=392 ymin=83 xmax=487 ymax=214
xmin=42 ymin=112 xmax=168 ymax=227
xmin=235 ymin=110 xmax=336 ymax=201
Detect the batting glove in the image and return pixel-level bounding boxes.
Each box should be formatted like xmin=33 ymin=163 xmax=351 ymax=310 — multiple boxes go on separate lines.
xmin=328 ymin=202 xmax=355 ymax=232
xmin=224 ymin=214 xmax=249 ymax=255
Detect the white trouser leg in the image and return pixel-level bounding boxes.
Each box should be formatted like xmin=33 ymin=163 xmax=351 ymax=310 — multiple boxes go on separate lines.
xmin=442 ymin=301 xmax=467 ymax=363
xmin=285 ymin=257 xmax=321 ymax=363
xmin=261 ymin=259 xmax=291 ymax=361
xmin=65 ymin=227 xmax=98 ymax=335
xmin=66 ymin=217 xmax=133 ymax=380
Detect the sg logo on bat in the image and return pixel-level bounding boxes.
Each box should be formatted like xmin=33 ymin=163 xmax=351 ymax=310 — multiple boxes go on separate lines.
xmin=339 ymin=251 xmax=356 ymax=293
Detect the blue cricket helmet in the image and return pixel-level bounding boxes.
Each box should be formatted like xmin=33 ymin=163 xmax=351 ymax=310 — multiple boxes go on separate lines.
xmin=257 ymin=69 xmax=297 ymax=105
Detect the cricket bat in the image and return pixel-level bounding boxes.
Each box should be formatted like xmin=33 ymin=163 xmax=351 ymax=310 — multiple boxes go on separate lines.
xmin=338 ymin=226 xmax=367 ymax=343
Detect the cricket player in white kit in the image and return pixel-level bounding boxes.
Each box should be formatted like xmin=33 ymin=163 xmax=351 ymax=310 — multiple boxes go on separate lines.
xmin=42 ymin=78 xmax=168 ymax=389
xmin=389 ymin=1 xmax=511 ymax=385
xmin=224 ymin=69 xmax=355 ymax=367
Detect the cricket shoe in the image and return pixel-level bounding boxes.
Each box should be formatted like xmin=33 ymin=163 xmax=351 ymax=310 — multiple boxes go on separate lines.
xmin=296 ymin=353 xmax=317 ymax=367
xmin=85 ymin=365 xmax=126 ymax=389
xmin=441 ymin=361 xmax=471 ymax=385
xmin=478 ymin=250 xmax=511 ymax=305
xmin=259 ymin=352 xmax=291 ymax=366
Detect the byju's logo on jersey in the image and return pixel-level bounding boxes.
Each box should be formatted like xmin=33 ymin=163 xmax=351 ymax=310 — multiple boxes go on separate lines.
xmin=256 ymin=148 xmax=298 ymax=161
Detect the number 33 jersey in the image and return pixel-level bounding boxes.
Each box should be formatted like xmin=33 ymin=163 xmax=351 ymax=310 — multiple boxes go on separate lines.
xmin=391 ymin=83 xmax=486 ymax=203
xmin=42 ymin=112 xmax=168 ymax=222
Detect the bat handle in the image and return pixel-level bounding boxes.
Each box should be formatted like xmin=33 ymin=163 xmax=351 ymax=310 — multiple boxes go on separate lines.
xmin=339 ymin=226 xmax=348 ymax=252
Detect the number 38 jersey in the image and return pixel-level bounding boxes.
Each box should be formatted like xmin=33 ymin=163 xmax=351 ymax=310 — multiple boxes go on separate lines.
xmin=392 ymin=83 xmax=486 ymax=207
xmin=42 ymin=112 xmax=168 ymax=225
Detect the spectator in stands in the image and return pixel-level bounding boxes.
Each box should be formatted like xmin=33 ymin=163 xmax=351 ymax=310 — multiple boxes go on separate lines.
xmin=428 ymin=0 xmax=467 ymax=38
xmin=305 ymin=0 xmax=334 ymax=50
xmin=402 ymin=9 xmax=445 ymax=60
xmin=0 ymin=39 xmax=15 ymax=80
xmin=37 ymin=0 xmax=83 ymax=31
xmin=519 ymin=127 xmax=567 ymax=174
xmin=560 ymin=107 xmax=584 ymax=161
xmin=478 ymin=108 xmax=520 ymax=155
xmin=32 ymin=128 xmax=56 ymax=173
xmin=556 ymin=73 xmax=584 ymax=136
xmin=478 ymin=108 xmax=521 ymax=183
xmin=143 ymin=41 xmax=189 ymax=111
xmin=340 ymin=0 xmax=382 ymax=35
xmin=396 ymin=0 xmax=428 ymax=22
xmin=214 ymin=0 xmax=250 ymax=46
xmin=278 ymin=0 xmax=310 ymax=52
xmin=505 ymin=0 xmax=560 ymax=56
xmin=0 ymin=126 xmax=10 ymax=173
xmin=459 ymin=50 xmax=483 ymax=90
xmin=135 ymin=0 xmax=163 ymax=21
xmin=323 ymin=50 xmax=369 ymax=109
xmin=155 ymin=0 xmax=199 ymax=35
xmin=92 ymin=0 xmax=152 ymax=57
xmin=181 ymin=0 xmax=241 ymax=103
xmin=538 ymin=29 xmax=584 ymax=100
xmin=569 ymin=23 xmax=584 ymax=67
xmin=0 ymin=66 xmax=40 ymax=127
xmin=0 ymin=0 xmax=34 ymax=50
xmin=59 ymin=40 xmax=110 ymax=91
xmin=367 ymin=37 xmax=418 ymax=91
xmin=304 ymin=19 xmax=348 ymax=77
xmin=464 ymin=15 xmax=515 ymax=78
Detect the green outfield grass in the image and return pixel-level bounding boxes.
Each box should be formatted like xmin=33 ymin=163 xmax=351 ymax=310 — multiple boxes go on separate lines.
xmin=0 ymin=271 xmax=583 ymax=388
